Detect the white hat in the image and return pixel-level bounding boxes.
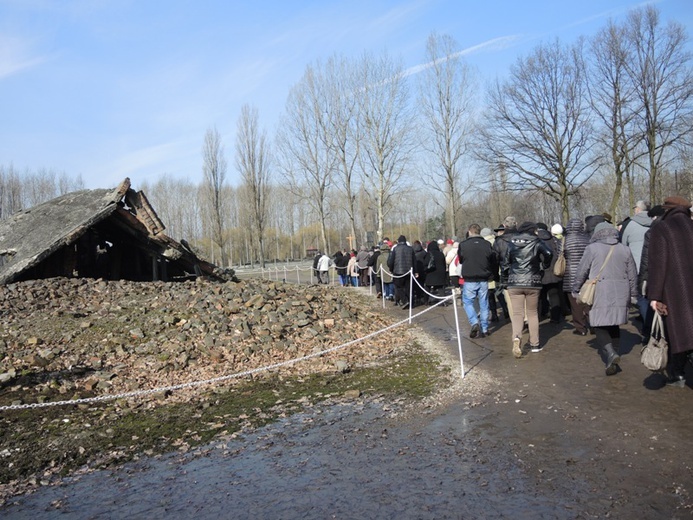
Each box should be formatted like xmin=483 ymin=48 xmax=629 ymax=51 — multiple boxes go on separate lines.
xmin=551 ymin=224 xmax=563 ymax=235
xmin=437 ymin=239 xmax=444 ymax=245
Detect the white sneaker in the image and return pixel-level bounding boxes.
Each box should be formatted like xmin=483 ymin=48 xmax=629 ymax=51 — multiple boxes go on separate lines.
xmin=512 ymin=337 xmax=522 ymax=358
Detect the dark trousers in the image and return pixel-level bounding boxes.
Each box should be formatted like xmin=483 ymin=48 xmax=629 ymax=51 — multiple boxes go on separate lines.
xmin=394 ymin=276 xmax=410 ymax=305
xmin=359 ymin=268 xmax=370 ymax=287
xmin=490 ymin=287 xmax=509 ymax=319
xmin=414 ymin=273 xmax=427 ymax=303
xmin=670 ymin=351 xmax=692 ymax=376
xmin=594 ymin=325 xmax=620 ymax=349
xmin=566 ymin=292 xmax=590 ymax=333
xmin=541 ymin=283 xmax=563 ymax=322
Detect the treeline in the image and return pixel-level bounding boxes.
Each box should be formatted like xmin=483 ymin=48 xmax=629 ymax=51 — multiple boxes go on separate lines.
xmin=3 ymin=6 xmax=693 ymax=268
xmin=0 ymin=165 xmax=84 ymax=220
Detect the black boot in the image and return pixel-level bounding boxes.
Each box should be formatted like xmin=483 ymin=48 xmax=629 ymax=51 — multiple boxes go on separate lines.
xmin=603 ymin=343 xmax=621 ymax=376
xmin=666 ymin=352 xmax=688 ymax=387
xmin=665 ymin=372 xmax=686 ymax=387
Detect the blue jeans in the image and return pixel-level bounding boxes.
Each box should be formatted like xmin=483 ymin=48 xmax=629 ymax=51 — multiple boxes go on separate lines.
xmin=636 ymin=294 xmax=649 ymax=323
xmin=462 ymin=281 xmax=490 ymax=332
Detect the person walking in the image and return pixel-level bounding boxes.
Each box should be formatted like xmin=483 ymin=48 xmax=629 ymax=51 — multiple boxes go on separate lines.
xmin=502 ymin=221 xmax=552 ymax=357
xmin=458 ymin=224 xmax=497 ymax=338
xmin=312 ymin=251 xmax=321 ymax=282
xmin=537 ymin=224 xmax=564 ymax=323
xmin=356 ymin=246 xmax=370 ymax=287
xmin=445 ymin=240 xmax=461 ymax=295
xmin=317 ymin=251 xmax=332 ymax=284
xmin=573 ymin=222 xmax=637 ymax=376
xmin=646 ymin=196 xmax=693 ymax=387
xmin=621 ymin=200 xmax=652 ymax=324
xmin=387 ymin=235 xmax=416 ymax=309
xmin=425 ymin=240 xmax=448 ymax=305
xmin=481 ymin=227 xmax=508 ymax=322
xmin=637 ymin=205 xmax=666 ymax=343
xmin=413 ymin=240 xmax=430 ymax=306
xmin=563 ymin=218 xmax=591 ymax=336
xmin=494 ymin=217 xmax=518 ymax=318
xmin=368 ymin=245 xmax=381 ymax=296
xmin=334 ymin=251 xmax=349 ymax=286
xmin=376 ymin=241 xmax=394 ymax=300
xmin=347 ymin=251 xmax=359 ymax=287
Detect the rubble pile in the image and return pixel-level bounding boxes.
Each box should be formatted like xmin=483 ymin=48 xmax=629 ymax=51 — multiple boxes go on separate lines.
xmin=0 ymin=277 xmax=397 ymax=405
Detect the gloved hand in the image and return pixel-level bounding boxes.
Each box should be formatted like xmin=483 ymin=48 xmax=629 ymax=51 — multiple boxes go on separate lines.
xmin=631 ymin=297 xmax=638 ymax=305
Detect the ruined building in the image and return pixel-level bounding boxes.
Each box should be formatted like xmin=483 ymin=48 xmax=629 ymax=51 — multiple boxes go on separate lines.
xmin=0 ymin=178 xmax=228 ymax=284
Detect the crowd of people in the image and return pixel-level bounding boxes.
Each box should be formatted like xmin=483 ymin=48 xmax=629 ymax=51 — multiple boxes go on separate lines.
xmin=314 ymin=196 xmax=693 ymax=386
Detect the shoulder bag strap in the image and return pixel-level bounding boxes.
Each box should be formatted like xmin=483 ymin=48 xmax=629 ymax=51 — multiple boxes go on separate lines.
xmin=595 ymin=245 xmax=616 ymax=280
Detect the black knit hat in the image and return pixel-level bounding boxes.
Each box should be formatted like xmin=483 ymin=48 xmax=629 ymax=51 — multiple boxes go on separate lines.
xmin=517 ymin=221 xmax=537 ymax=234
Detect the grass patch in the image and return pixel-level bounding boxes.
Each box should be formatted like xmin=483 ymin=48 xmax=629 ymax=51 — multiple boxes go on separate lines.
xmin=0 ymin=341 xmax=449 ymax=488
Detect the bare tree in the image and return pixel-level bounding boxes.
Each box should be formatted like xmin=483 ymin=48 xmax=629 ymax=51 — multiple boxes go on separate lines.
xmin=418 ymin=32 xmax=476 ymax=238
xmin=201 ymin=127 xmax=228 ymax=266
xmin=140 ymin=175 xmax=201 ymax=246
xmin=589 ymin=20 xmax=640 ymax=218
xmin=624 ymin=5 xmax=693 ymax=203
xmin=235 ymin=104 xmax=271 ymax=267
xmin=356 ymin=51 xmax=415 ymax=242
xmin=479 ymin=39 xmax=596 ymax=222
xmin=0 ymin=165 xmax=84 ymax=219
xmin=322 ymin=55 xmax=361 ymax=249
xmin=277 ymin=65 xmax=337 ymax=254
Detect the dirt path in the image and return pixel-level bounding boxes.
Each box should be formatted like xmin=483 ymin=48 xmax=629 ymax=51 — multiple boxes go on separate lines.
xmin=3 ymin=295 xmax=692 ymax=519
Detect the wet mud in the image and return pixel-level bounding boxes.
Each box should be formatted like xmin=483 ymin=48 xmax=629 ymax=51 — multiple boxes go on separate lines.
xmin=3 ymin=297 xmax=693 ymax=519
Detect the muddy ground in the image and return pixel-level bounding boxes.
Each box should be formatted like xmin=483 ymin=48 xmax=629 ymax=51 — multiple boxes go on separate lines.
xmin=2 ymin=286 xmax=693 ymax=519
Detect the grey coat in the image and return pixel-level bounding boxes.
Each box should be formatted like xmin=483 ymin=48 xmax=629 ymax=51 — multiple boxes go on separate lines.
xmin=620 ymin=211 xmax=651 ymax=273
xmin=572 ymin=227 xmax=637 ymax=327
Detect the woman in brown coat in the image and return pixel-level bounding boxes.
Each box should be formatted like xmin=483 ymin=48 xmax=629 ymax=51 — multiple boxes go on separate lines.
xmin=647 ymin=196 xmax=693 ymax=387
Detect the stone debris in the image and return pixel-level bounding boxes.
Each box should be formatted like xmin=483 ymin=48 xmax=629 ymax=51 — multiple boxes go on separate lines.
xmin=0 ymin=277 xmax=397 ymax=406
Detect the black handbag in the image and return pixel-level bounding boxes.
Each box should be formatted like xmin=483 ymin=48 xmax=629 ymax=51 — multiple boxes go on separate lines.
xmin=426 ymin=255 xmax=435 ymax=272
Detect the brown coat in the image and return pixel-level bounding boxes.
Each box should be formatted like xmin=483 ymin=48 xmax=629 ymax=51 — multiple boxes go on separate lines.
xmin=647 ymin=206 xmax=693 ymax=355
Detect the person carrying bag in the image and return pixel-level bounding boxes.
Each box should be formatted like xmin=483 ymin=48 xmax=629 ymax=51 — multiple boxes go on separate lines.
xmin=577 ymin=245 xmax=615 ymax=306
xmin=571 ymin=222 xmax=637 ymax=376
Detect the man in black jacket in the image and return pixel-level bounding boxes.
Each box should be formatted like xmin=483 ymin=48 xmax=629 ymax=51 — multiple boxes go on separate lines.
xmin=458 ymin=224 xmax=497 ymax=338
xmin=387 ymin=235 xmax=416 ymax=308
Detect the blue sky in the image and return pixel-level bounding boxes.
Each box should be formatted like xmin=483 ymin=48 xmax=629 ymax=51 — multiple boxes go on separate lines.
xmin=1 ymin=0 xmax=691 ymax=190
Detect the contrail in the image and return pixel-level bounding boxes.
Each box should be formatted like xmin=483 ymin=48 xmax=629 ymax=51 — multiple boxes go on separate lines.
xmin=401 ymin=34 xmax=522 ymax=78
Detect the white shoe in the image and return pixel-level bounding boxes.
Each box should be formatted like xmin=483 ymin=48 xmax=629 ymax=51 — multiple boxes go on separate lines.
xmin=513 ymin=337 xmax=522 ymax=358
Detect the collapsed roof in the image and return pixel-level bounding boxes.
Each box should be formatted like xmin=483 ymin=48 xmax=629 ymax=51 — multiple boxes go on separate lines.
xmin=0 ymin=178 xmax=226 ymax=284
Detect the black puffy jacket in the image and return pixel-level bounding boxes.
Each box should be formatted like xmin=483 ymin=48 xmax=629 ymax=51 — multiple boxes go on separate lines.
xmin=502 ymin=233 xmax=553 ymax=289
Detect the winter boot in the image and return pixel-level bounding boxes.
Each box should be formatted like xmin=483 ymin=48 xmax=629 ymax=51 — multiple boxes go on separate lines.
xmin=603 ymin=343 xmax=621 ymax=376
